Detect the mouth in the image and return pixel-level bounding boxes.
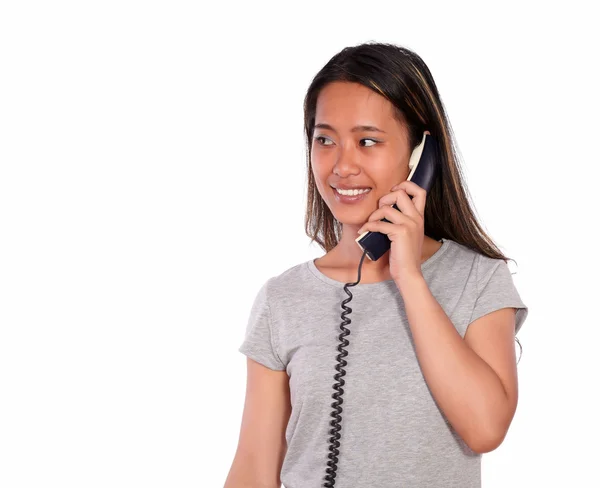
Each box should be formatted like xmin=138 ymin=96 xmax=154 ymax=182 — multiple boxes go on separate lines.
xmin=331 ymin=185 xmax=372 ymax=203
xmin=330 ymin=185 xmax=372 ymax=196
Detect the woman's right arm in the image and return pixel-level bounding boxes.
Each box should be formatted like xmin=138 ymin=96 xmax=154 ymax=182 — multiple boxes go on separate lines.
xmin=223 ymin=357 xmax=291 ymax=488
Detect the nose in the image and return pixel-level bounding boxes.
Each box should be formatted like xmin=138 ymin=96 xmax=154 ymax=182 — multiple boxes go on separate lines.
xmin=333 ymin=145 xmax=361 ymax=177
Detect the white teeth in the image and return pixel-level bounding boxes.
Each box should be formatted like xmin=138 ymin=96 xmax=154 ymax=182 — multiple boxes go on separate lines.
xmin=335 ymin=187 xmax=371 ymax=196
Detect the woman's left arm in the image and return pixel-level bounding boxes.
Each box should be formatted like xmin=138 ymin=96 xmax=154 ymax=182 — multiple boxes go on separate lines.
xmin=396 ymin=273 xmax=518 ymax=454
xmin=356 ymin=181 xmax=520 ymax=454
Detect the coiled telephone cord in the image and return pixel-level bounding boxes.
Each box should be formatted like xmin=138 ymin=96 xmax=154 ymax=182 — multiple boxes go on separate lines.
xmin=323 ymin=247 xmax=369 ymax=487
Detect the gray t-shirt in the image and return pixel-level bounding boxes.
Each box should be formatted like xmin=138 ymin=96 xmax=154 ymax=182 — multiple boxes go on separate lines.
xmin=238 ymin=237 xmax=528 ymax=488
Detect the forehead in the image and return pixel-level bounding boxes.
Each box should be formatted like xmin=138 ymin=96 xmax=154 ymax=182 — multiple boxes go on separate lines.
xmin=315 ymin=81 xmax=395 ymax=124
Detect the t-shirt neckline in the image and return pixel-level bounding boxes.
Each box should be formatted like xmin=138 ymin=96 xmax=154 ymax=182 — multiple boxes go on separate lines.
xmin=306 ymin=238 xmax=451 ymax=287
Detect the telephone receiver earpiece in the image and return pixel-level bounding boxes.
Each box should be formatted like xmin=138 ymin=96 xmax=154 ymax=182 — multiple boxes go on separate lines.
xmin=354 ymin=131 xmax=439 ymax=261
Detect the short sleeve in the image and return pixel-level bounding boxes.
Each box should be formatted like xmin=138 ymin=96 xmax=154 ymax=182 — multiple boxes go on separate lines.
xmin=468 ymin=256 xmax=529 ymax=335
xmin=238 ymin=280 xmax=286 ymax=371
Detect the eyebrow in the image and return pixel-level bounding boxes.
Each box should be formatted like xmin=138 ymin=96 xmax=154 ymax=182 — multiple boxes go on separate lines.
xmin=314 ymin=123 xmax=387 ymax=134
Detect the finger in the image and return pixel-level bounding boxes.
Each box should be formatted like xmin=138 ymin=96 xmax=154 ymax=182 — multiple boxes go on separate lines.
xmin=391 ymin=179 xmax=424 ymax=196
xmin=390 ymin=181 xmax=426 ymax=217
xmin=367 ymin=204 xmax=417 ymax=226
xmin=378 ymin=188 xmax=421 ymax=219
xmin=357 ymin=220 xmax=399 ymax=236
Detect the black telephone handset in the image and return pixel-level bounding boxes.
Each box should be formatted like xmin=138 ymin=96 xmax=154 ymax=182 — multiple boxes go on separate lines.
xmin=322 ymin=131 xmax=439 ymax=487
xmin=354 ymin=131 xmax=439 ymax=261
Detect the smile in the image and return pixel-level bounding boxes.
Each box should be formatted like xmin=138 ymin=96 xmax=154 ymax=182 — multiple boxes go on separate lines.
xmin=333 ymin=187 xmax=371 ymax=196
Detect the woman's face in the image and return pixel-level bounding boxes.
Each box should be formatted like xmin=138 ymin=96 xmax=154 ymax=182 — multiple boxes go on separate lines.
xmin=311 ymin=81 xmax=412 ymax=227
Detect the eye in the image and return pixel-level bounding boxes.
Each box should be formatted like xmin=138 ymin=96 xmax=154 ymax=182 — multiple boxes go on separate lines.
xmin=314 ymin=136 xmax=333 ymax=146
xmin=314 ymin=136 xmax=379 ymax=147
xmin=360 ymin=138 xmax=379 ymax=147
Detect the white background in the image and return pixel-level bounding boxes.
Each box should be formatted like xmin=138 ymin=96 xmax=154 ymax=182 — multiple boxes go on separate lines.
xmin=1 ymin=1 xmax=598 ymax=487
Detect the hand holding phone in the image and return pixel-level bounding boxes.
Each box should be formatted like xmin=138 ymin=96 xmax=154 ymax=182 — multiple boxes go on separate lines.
xmin=355 ymin=131 xmax=439 ymax=261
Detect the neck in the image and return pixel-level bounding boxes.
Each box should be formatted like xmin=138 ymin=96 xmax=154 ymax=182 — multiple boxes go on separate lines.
xmin=331 ymin=223 xmax=393 ymax=271
xmin=328 ymin=223 xmax=436 ymax=271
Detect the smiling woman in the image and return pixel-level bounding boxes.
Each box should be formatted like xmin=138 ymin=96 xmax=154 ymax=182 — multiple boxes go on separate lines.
xmin=225 ymin=41 xmax=529 ymax=488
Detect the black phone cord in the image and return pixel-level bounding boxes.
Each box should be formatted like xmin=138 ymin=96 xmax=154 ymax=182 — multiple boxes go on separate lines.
xmin=323 ymin=247 xmax=369 ymax=487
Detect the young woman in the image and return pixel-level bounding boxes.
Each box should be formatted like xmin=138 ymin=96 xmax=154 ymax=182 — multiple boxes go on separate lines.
xmin=224 ymin=42 xmax=528 ymax=488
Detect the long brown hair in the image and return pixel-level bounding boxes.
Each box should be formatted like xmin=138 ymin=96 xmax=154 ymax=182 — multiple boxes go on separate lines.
xmin=303 ymin=42 xmax=515 ymax=265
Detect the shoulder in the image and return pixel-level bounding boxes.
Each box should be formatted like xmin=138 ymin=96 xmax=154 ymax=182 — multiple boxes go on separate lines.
xmin=440 ymin=239 xmax=481 ymax=273
xmin=452 ymin=241 xmax=514 ymax=295
xmin=255 ymin=259 xmax=314 ymax=301
xmin=441 ymin=239 xmax=511 ymax=289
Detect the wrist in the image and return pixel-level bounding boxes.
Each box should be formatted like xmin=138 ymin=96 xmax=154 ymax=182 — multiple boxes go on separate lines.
xmin=394 ymin=270 xmax=426 ymax=291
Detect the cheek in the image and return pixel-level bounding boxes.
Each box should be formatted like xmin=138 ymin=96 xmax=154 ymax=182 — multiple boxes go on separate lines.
xmin=310 ymin=167 xmax=330 ymax=197
xmin=310 ymin=158 xmax=328 ymax=182
xmin=312 ymin=175 xmax=329 ymax=195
